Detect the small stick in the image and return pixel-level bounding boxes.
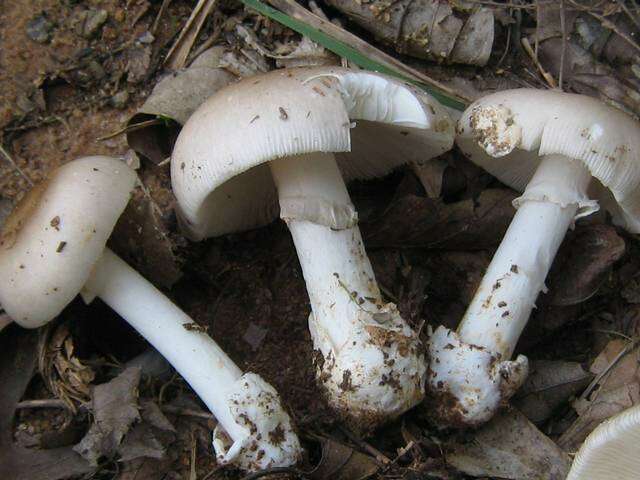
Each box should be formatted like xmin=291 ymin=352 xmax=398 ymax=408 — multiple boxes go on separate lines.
xmin=0 ymin=144 xmax=34 ymax=186
xmin=152 ymin=0 xmax=173 ymax=34
xmin=521 ymin=37 xmax=557 ymax=88
xmin=164 ymin=0 xmax=218 ymax=70
xmin=339 ymin=425 xmax=391 ymax=465
xmin=559 ymin=0 xmax=566 ymax=90
xmin=97 ymin=118 xmax=164 ymax=141
xmin=15 ymin=399 xmax=69 ymax=410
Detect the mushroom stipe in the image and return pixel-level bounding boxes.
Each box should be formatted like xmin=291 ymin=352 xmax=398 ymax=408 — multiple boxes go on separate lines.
xmin=427 ymin=89 xmax=640 ymax=428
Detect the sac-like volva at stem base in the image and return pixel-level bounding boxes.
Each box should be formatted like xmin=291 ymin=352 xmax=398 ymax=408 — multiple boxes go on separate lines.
xmin=427 ymin=154 xmax=596 ymax=426
xmin=270 ymin=153 xmax=426 ymax=432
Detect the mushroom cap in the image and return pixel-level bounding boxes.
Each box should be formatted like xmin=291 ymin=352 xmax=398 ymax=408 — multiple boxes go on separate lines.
xmin=171 ymin=66 xmax=454 ymax=240
xmin=567 ymin=403 xmax=640 ymax=480
xmin=456 ymin=89 xmax=640 ymax=233
xmin=0 ymin=156 xmax=137 ymax=328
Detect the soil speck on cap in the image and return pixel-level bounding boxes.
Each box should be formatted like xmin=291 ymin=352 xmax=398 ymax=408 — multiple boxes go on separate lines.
xmin=56 ymin=241 xmax=66 ymax=252
xmin=50 ymin=216 xmax=60 ymax=230
xmin=279 ymin=107 xmax=288 ymax=120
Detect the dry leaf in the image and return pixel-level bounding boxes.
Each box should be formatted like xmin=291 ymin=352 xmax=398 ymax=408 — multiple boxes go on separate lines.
xmin=361 ymin=188 xmax=516 ymax=250
xmin=0 ymin=327 xmax=93 ymax=480
xmin=558 ymin=339 xmax=640 ymax=451
xmin=447 ymin=407 xmax=571 ymax=479
xmin=548 ymin=225 xmax=625 ymax=306
xmin=310 ymin=438 xmax=379 ymax=480
xmin=514 ymin=360 xmax=593 ymax=425
xmin=73 ymin=367 xmax=142 ymax=465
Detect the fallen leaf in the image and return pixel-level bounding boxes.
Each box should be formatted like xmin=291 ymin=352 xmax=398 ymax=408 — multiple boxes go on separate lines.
xmin=447 ymin=407 xmax=571 ymax=479
xmin=323 ymin=0 xmax=493 ymax=66
xmin=558 ymin=339 xmax=640 ymax=451
xmin=514 ymin=360 xmax=593 ymax=425
xmin=0 ymin=327 xmax=93 ymax=480
xmin=361 ymin=189 xmax=517 ymax=250
xmin=127 ymin=46 xmax=235 ymax=164
xmin=73 ymin=367 xmax=142 ymax=465
xmin=559 ymin=383 xmax=640 ymax=452
xmin=548 ymin=225 xmax=625 ymax=306
xmin=309 ymin=437 xmax=379 ymax=480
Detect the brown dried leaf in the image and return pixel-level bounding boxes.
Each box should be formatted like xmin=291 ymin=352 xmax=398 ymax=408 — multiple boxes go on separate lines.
xmin=0 ymin=327 xmax=93 ymax=480
xmin=73 ymin=367 xmax=142 ymax=465
xmin=558 ymin=339 xmax=640 ymax=451
xmin=309 ymin=438 xmax=379 ymax=480
xmin=323 ymin=0 xmax=493 ymax=65
xmin=514 ymin=360 xmax=593 ymax=425
xmin=127 ymin=47 xmax=235 ymax=164
xmin=361 ymin=188 xmax=516 ymax=250
xmin=548 ymin=224 xmax=625 ymax=306
xmin=447 ymin=407 xmax=571 ymax=479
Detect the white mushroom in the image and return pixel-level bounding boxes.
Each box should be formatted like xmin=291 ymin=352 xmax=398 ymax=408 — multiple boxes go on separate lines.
xmin=0 ymin=156 xmax=301 ymax=471
xmin=567 ymin=403 xmax=640 ymax=480
xmin=171 ymin=67 xmax=454 ymax=431
xmin=427 ymin=89 xmax=640 ymax=427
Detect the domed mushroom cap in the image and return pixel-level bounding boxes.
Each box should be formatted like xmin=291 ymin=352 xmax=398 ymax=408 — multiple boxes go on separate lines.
xmin=567 ymin=404 xmax=640 ymax=480
xmin=456 ymin=89 xmax=640 ymax=233
xmin=0 ymin=156 xmax=137 ymax=328
xmin=171 ymin=66 xmax=454 ymax=240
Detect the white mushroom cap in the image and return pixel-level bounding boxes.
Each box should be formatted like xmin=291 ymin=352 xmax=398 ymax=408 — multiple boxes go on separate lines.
xmin=567 ymin=403 xmax=640 ymax=480
xmin=456 ymin=89 xmax=640 ymax=233
xmin=171 ymin=66 xmax=454 ymax=240
xmin=0 ymin=156 xmax=136 ymax=328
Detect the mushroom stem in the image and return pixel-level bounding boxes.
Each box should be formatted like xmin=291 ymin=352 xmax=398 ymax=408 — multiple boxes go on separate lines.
xmin=270 ymin=153 xmax=425 ymax=430
xmin=458 ymin=155 xmax=591 ymax=359
xmin=270 ymin=153 xmax=381 ymax=348
xmin=81 ymin=248 xmax=301 ymax=470
xmin=83 ymin=249 xmax=244 ymax=433
xmin=427 ymin=153 xmax=595 ymax=426
xmin=458 ymin=154 xmax=593 ymax=357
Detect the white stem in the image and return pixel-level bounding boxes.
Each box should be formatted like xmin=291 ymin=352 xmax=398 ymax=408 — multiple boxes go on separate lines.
xmin=270 ymin=153 xmax=381 ymax=350
xmin=458 ymin=154 xmax=594 ymax=358
xmin=270 ymin=153 xmax=425 ymax=430
xmin=82 ymin=248 xmax=245 ymax=441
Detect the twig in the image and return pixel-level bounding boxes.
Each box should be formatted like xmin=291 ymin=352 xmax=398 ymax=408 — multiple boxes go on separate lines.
xmin=559 ymin=0 xmax=567 ymax=90
xmin=521 ymin=37 xmax=557 ymax=88
xmin=616 ymin=0 xmax=640 ymax=31
xmin=0 ymin=143 xmax=34 ymax=186
xmin=152 ymin=0 xmax=173 ymax=34
xmin=15 ymin=398 xmax=69 ymax=410
xmin=383 ymin=440 xmax=415 ymax=469
xmin=339 ymin=425 xmax=391 ymax=465
xmin=240 ymin=467 xmax=308 ymax=480
xmin=463 ymin=0 xmax=535 ymax=8
xmin=568 ymin=0 xmax=640 ymax=54
xmin=164 ymin=0 xmax=218 ymax=70
xmin=579 ymin=336 xmax=640 ymax=401
xmin=189 ymin=431 xmax=197 ymax=480
xmin=161 ymin=404 xmax=214 ymax=419
xmin=263 ymin=0 xmax=470 ymax=106
xmin=96 ymin=118 xmax=163 ymax=141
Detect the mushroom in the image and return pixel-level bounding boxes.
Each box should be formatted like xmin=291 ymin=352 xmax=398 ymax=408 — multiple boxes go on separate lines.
xmin=171 ymin=67 xmax=454 ymax=430
xmin=567 ymin=403 xmax=640 ymax=480
xmin=427 ymin=89 xmax=640 ymax=427
xmin=0 ymin=156 xmax=302 ymax=471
